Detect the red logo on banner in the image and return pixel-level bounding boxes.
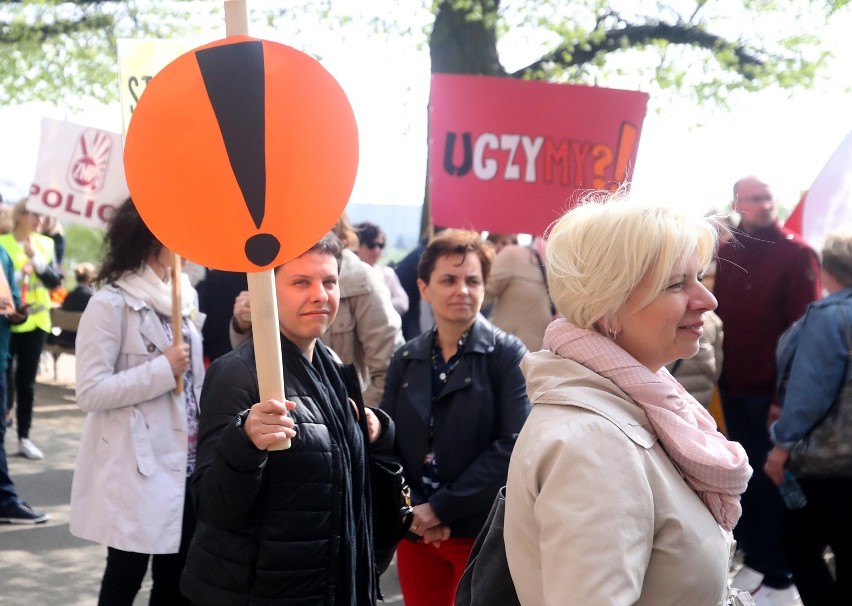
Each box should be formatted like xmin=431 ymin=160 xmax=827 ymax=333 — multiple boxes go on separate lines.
xmin=429 ymin=74 xmax=648 ymax=236
xmin=66 ymin=129 xmax=113 ymax=194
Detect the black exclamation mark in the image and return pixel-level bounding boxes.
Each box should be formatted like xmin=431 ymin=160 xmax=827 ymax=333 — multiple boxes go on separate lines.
xmin=196 ymin=41 xmax=280 ymax=267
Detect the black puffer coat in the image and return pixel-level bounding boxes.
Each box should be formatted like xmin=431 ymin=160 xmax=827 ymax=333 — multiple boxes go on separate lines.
xmin=181 ymin=336 xmax=392 ymax=605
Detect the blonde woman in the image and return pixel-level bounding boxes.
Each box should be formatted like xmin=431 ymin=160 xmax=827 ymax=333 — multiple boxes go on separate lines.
xmin=505 ymin=193 xmax=753 ymax=605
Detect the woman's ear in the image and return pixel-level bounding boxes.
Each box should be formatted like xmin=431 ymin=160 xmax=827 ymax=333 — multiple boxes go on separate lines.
xmin=417 ymin=278 xmax=430 ymax=302
xmin=596 ymin=316 xmax=621 ymax=340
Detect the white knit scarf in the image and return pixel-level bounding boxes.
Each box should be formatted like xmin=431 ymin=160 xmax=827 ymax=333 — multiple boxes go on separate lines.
xmin=543 ymin=318 xmax=752 ymax=531
xmin=114 ymin=264 xmax=196 ymax=318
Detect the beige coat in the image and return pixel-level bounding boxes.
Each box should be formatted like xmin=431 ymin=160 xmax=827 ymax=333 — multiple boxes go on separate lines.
xmin=71 ymin=286 xmax=205 ymax=554
xmin=505 ymin=351 xmax=733 ymax=606
xmin=485 ymin=245 xmax=553 ymax=352
xmin=322 ymin=249 xmax=404 ymax=406
xmin=666 ymin=310 xmax=723 ymax=408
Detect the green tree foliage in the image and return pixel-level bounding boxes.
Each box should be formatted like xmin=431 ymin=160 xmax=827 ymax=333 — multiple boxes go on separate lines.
xmin=2 ymin=1 xmax=848 ymax=108
xmin=429 ymin=0 xmax=851 ymax=107
xmin=0 ymin=0 xmax=364 ymax=106
xmin=62 ymin=223 xmax=104 ymax=274
xmin=0 ymin=0 xmax=198 ymax=105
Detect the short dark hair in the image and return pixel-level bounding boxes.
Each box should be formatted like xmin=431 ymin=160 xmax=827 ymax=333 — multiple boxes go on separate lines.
xmin=353 ymin=221 xmax=384 ymax=247
xmin=97 ymin=198 xmax=162 ymax=284
xmin=274 ymin=231 xmax=344 ymax=273
xmin=417 ymin=229 xmax=495 ymax=284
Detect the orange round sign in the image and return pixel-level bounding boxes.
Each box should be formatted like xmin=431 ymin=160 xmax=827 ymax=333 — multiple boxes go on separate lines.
xmin=124 ymin=36 xmax=359 ymax=271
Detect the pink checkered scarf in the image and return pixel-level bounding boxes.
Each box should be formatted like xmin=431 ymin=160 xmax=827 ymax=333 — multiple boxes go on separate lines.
xmin=543 ymin=318 xmax=752 ymax=531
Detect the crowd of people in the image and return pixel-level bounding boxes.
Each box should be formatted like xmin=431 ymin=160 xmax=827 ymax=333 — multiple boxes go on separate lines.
xmin=0 ymin=175 xmax=849 ymax=606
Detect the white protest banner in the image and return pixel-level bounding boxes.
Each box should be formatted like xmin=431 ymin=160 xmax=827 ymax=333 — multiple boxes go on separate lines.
xmin=27 ymin=117 xmax=128 ymax=228
xmin=785 ymin=130 xmax=852 ymax=251
xmin=802 ymin=130 xmax=852 ymax=250
xmin=117 ymin=38 xmax=201 ymax=135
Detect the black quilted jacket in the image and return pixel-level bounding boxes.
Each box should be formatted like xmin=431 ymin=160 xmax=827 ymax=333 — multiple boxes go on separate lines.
xmin=181 ymin=336 xmax=393 ymax=605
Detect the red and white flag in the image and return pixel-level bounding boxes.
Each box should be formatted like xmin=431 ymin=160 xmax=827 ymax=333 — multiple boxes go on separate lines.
xmin=785 ymin=130 xmax=852 ymax=251
xmin=27 ymin=117 xmax=128 ymax=228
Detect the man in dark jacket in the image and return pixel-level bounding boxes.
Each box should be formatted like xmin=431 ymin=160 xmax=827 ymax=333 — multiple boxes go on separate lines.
xmin=181 ymin=233 xmax=393 ymax=605
xmin=715 ymin=175 xmax=821 ymax=603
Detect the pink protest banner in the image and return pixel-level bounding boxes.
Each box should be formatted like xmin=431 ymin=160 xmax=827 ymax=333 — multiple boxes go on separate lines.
xmin=429 ymin=74 xmax=649 ymax=236
xmin=27 ymin=117 xmax=129 ymax=228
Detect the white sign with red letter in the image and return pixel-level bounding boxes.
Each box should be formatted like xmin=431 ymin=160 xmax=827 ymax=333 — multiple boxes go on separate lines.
xmin=27 ymin=117 xmax=128 ymax=228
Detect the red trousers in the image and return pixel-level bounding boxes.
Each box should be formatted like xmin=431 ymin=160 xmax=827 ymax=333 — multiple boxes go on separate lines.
xmin=396 ymin=537 xmax=475 ymax=606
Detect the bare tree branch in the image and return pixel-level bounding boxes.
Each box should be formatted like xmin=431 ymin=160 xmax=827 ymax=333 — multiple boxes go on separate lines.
xmin=511 ymin=21 xmax=764 ymax=79
xmin=0 ymin=14 xmax=115 ymax=44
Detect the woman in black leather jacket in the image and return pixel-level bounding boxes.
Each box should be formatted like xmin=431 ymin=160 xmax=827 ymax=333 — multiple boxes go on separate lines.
xmin=380 ymin=229 xmax=530 ymax=606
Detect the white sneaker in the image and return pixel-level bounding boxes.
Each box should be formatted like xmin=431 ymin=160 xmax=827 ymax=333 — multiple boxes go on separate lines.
xmin=731 ymin=565 xmax=764 ymax=593
xmin=18 ymin=438 xmax=44 ymax=460
xmin=751 ymin=584 xmax=801 ymax=606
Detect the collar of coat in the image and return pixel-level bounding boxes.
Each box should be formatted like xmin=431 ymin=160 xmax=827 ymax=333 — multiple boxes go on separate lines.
xmin=522 ymin=350 xmax=658 ymax=450
xmin=397 ymin=315 xmax=499 ymax=362
xmin=106 ymin=283 xmax=172 ymax=354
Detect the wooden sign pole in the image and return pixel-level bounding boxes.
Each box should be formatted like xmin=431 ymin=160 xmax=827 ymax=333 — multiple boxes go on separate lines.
xmin=246 ymin=271 xmax=289 ymax=450
xmin=224 ymin=0 xmax=290 ymax=450
xmin=171 ymin=252 xmax=184 ymax=395
xmin=224 ymin=0 xmax=249 ymax=36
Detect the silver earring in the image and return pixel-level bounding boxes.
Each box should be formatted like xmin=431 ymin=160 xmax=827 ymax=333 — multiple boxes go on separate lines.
xmin=609 ymin=329 xmax=618 ymax=340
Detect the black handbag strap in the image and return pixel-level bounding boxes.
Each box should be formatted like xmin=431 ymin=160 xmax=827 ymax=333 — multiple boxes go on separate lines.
xmin=528 ymin=246 xmax=557 ymax=317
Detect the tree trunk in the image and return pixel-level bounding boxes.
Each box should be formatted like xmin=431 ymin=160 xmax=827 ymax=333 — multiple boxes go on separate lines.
xmin=422 ymin=0 xmax=507 ymax=238
xmin=430 ymin=0 xmax=506 ymax=76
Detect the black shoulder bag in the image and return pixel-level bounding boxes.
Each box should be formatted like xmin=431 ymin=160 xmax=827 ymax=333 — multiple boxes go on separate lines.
xmin=788 ymin=302 xmax=852 ymax=478
xmin=455 ymin=486 xmax=521 ymax=606
xmin=371 ymin=456 xmax=414 ymax=574
xmin=36 ymin=263 xmax=63 ymax=290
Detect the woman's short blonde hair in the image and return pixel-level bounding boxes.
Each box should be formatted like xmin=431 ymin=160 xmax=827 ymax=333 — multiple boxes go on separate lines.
xmin=822 ymin=229 xmax=852 ymax=288
xmin=11 ymin=198 xmax=31 ymax=227
xmin=546 ymin=190 xmax=719 ymax=333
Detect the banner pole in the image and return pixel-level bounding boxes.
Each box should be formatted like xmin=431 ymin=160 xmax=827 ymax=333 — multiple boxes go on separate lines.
xmin=171 ymin=253 xmax=184 ymax=394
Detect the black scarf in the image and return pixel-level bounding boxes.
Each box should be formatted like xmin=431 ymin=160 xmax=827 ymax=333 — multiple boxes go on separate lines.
xmin=280 ymin=337 xmax=375 ymax=605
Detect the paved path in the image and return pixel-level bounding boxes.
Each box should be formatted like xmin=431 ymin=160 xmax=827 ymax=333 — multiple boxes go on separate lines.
xmin=0 ymin=354 xmax=404 ymax=605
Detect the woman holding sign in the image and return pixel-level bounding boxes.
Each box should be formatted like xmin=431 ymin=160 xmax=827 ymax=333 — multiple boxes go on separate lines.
xmin=181 ymin=232 xmax=394 ymax=605
xmin=70 ymin=198 xmax=204 ymax=605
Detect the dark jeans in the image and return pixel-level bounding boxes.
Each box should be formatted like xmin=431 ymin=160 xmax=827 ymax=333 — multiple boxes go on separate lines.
xmin=98 ymin=482 xmax=196 ymax=606
xmin=0 ymin=365 xmax=21 ymax=511
xmin=8 ymin=328 xmax=48 ymax=441
xmin=783 ymin=477 xmax=852 ymax=606
xmin=721 ymin=393 xmax=793 ymax=588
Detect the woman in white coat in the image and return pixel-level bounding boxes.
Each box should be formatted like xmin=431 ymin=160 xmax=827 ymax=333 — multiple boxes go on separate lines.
xmin=505 ymin=192 xmax=754 ymax=605
xmin=70 ymin=198 xmax=204 ymax=605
